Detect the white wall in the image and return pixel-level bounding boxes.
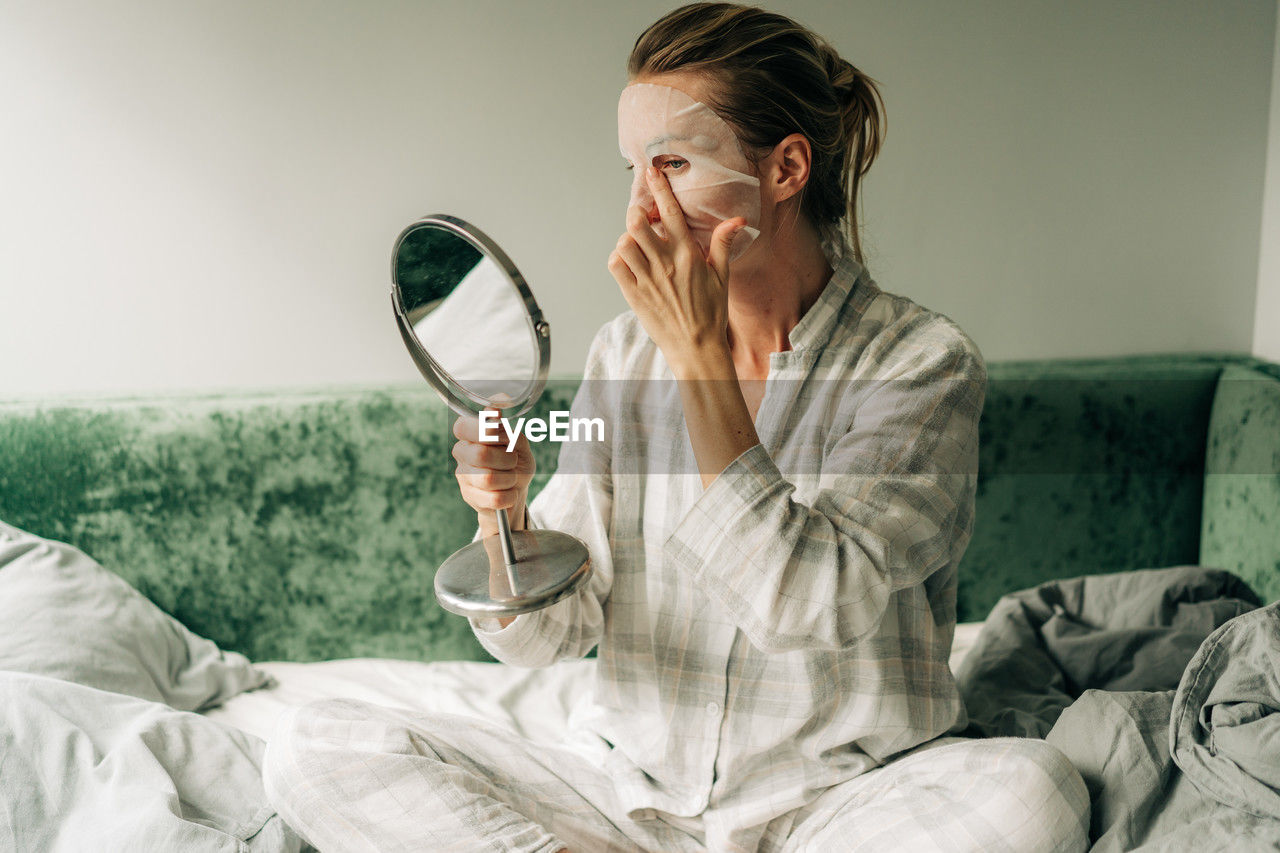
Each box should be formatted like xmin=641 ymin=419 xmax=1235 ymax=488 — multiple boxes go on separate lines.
xmin=1 ymin=0 xmax=1276 ymax=398
xmin=1254 ymin=1 xmax=1280 ymax=362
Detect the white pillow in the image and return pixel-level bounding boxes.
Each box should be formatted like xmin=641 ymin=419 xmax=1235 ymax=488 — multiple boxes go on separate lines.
xmin=0 ymin=521 xmax=269 ymax=711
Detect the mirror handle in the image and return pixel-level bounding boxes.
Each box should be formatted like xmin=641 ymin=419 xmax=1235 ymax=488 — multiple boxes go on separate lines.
xmin=496 ymin=509 xmax=520 ymax=592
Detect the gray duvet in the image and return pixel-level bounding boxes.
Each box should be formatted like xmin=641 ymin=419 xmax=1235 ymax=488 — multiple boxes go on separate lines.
xmin=955 ymin=565 xmax=1280 ymax=850
xmin=955 ymin=566 xmax=1260 ymax=738
xmin=1047 ymin=601 xmax=1280 ymax=850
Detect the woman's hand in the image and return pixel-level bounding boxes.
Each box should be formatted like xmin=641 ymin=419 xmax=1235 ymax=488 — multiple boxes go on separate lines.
xmin=452 ymin=412 xmax=535 ymax=536
xmin=607 ymin=168 xmax=760 ymax=487
xmin=607 ymin=167 xmax=745 ymax=378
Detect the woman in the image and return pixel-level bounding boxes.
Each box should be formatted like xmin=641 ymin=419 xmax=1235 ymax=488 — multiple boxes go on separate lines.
xmin=265 ymin=4 xmax=1089 ymax=850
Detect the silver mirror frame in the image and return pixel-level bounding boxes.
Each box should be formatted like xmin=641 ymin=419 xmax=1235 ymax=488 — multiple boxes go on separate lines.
xmin=389 ymin=212 xmax=591 ymax=621
xmin=390 ymin=214 xmax=551 ymax=418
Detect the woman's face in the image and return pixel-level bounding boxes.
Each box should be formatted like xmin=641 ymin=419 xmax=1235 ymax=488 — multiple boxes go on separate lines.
xmin=617 ymin=74 xmax=761 ymax=261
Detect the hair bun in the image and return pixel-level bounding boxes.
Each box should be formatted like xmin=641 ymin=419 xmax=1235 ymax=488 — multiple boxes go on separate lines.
xmin=822 ymin=48 xmax=858 ymax=99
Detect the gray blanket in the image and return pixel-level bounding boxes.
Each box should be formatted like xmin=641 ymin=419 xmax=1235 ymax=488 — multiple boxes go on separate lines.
xmin=955 ymin=566 xmax=1259 ymax=738
xmin=1046 ymin=602 xmax=1280 ymax=850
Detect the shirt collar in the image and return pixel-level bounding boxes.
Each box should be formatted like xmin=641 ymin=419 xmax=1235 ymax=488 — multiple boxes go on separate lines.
xmin=785 ymin=236 xmax=866 ymax=353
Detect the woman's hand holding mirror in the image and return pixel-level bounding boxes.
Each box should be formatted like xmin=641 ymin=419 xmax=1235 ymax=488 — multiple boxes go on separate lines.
xmin=451 ymin=411 xmax=534 ymax=537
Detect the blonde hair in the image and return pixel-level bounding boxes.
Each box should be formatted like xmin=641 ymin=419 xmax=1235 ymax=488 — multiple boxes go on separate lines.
xmin=628 ymin=2 xmax=885 ymax=264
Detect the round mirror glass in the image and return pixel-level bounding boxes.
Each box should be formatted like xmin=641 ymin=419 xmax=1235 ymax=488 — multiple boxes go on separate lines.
xmin=392 ymin=219 xmax=545 ymax=413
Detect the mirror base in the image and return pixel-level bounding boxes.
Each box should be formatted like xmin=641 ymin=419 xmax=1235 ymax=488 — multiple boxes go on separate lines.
xmin=435 ymin=529 xmax=591 ymax=619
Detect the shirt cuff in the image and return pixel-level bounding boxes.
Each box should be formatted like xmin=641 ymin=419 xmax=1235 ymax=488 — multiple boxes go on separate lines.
xmin=469 ymin=609 xmax=548 ymax=657
xmin=665 ymin=443 xmax=785 ymax=582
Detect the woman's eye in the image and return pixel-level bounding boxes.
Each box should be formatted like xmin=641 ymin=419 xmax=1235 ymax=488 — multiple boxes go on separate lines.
xmin=653 ymin=156 xmax=689 ymax=172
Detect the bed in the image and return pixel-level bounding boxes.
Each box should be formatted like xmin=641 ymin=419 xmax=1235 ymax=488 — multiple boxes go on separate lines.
xmin=204 ymin=624 xmax=991 ymax=744
xmin=3 ymin=353 xmax=1279 ymax=850
xmin=5 ymin=515 xmax=1276 ymax=851
xmin=0 ymin=505 xmax=990 ymax=853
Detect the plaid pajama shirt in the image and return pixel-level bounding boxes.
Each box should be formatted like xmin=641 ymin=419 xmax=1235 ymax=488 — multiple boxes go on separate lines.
xmin=265 ymin=243 xmax=1089 ymax=851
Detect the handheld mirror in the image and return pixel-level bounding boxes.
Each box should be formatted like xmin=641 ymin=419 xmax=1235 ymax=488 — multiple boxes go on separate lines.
xmin=391 ymin=214 xmax=591 ymax=619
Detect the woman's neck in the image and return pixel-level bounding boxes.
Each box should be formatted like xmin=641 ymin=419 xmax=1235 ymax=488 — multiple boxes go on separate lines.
xmin=725 ymin=218 xmax=833 ymax=377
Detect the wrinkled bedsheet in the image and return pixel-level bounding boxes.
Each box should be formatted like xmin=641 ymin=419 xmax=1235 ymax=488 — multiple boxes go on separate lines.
xmin=955 ymin=566 xmax=1259 ymax=738
xmin=205 ymin=624 xmax=987 ymax=744
xmin=0 ymin=672 xmax=303 ymax=853
xmin=1046 ymin=602 xmax=1280 ymax=850
xmin=204 ymin=656 xmax=600 ymax=744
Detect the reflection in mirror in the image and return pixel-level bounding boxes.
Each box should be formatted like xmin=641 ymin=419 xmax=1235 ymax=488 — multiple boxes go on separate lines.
xmin=395 ymin=224 xmax=538 ymax=406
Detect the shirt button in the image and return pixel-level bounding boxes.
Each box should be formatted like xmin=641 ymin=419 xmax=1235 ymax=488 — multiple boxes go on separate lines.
xmin=706 ymin=702 xmax=719 ymax=716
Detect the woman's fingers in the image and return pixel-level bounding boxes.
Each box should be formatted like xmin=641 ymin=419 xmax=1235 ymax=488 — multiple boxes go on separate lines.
xmin=608 ymin=240 xmax=642 ymax=309
xmin=449 ymin=415 xmax=534 ymax=516
xmin=615 ymin=171 xmax=698 ymax=291
xmin=453 ymin=413 xmax=495 ymax=442
xmin=625 ymin=203 xmax=664 ymax=261
xmin=457 ymin=480 xmax=522 ymax=512
xmin=707 ymin=216 xmax=747 ymax=279
xmin=454 ymin=460 xmax=520 ymax=492
xmin=645 ymin=167 xmax=691 ymax=242
xmin=607 ymin=247 xmax=637 ymax=285
xmin=614 ymin=234 xmax=650 ymax=281
xmin=451 ymin=437 xmax=519 ymax=470
xmin=452 ymin=443 xmax=531 ymax=513
xmin=451 ymin=416 xmax=519 ymax=469
xmin=452 ymin=412 xmax=512 ymax=447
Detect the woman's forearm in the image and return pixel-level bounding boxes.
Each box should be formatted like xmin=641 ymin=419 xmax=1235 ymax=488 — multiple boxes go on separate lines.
xmin=670 ymin=343 xmax=761 ymax=489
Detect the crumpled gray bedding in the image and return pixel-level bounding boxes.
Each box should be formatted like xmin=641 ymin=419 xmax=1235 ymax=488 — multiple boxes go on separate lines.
xmin=955 ymin=565 xmax=1260 ymax=738
xmin=1046 ymin=601 xmax=1280 ymax=850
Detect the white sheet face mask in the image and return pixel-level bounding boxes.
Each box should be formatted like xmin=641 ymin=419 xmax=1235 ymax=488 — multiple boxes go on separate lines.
xmin=618 ymin=83 xmax=762 ymax=262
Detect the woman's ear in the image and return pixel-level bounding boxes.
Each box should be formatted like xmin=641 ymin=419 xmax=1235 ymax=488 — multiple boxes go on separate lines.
xmin=764 ymin=133 xmax=812 ymax=204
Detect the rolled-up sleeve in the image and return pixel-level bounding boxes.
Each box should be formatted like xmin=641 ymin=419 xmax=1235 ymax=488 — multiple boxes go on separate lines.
xmin=665 ymin=323 xmax=986 ymax=653
xmin=468 ymin=466 xmax=613 ymax=667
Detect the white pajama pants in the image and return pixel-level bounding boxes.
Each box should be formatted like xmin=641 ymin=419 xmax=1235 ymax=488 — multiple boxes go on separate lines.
xmin=263 ymin=698 xmax=1088 ymax=853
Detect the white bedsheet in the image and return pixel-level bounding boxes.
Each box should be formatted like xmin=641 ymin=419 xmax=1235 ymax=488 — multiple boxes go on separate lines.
xmin=203 ymin=657 xmax=596 ymax=742
xmin=205 ymin=623 xmax=986 ymax=741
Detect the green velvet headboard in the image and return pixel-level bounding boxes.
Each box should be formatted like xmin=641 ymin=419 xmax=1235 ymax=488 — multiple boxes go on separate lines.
xmin=0 ymin=386 xmax=569 ymax=664
xmin=1 ymin=354 xmax=1276 ymax=661
xmin=959 ymin=353 xmax=1280 ymax=618
xmin=958 ymin=355 xmax=1221 ymax=618
xmin=1200 ymin=364 xmax=1280 ymax=602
